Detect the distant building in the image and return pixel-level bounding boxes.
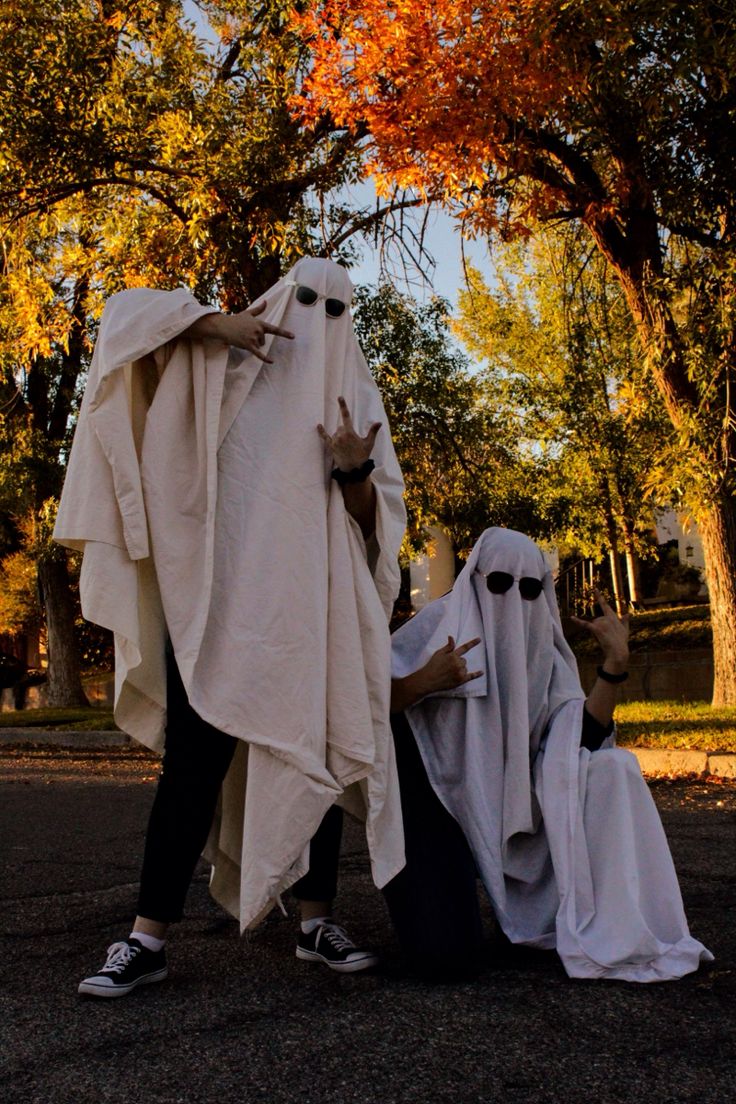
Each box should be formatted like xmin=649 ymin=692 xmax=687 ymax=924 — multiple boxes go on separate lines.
xmin=655 ymin=508 xmax=706 ymax=575
xmin=409 ymin=526 xmax=455 ymax=611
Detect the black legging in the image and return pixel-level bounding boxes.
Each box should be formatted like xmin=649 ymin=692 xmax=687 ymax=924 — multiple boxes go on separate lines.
xmin=382 ymin=708 xmax=612 ymax=980
xmin=382 ymin=712 xmax=483 ymax=980
xmin=137 ymin=653 xmax=343 ymax=923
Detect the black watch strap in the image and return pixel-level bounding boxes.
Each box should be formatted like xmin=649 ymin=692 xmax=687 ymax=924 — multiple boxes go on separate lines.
xmin=331 ymin=459 xmax=375 ymax=485
xmin=596 ymin=665 xmax=629 ymax=684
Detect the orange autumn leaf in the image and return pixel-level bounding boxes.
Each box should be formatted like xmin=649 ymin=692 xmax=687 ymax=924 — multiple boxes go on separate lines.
xmin=294 ymin=0 xmax=588 ymax=230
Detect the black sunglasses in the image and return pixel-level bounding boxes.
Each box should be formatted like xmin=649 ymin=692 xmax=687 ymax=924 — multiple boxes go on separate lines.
xmin=480 ymin=571 xmax=544 ymax=601
xmin=285 ymin=280 xmax=347 ymax=318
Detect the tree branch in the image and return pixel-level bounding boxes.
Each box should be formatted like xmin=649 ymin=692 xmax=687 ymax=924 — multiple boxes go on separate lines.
xmin=514 ymin=124 xmax=608 ymax=203
xmin=6 ymin=176 xmax=188 ymax=225
xmin=217 ymin=37 xmax=242 ymax=82
xmin=659 ymin=219 xmax=723 ymax=250
xmin=320 ymin=196 xmax=431 ymax=255
xmin=248 ymin=124 xmax=368 ymax=208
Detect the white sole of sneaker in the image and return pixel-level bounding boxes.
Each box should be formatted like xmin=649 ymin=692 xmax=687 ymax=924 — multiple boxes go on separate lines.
xmin=295 ymin=947 xmax=379 ymax=973
xmin=78 ymin=966 xmax=169 ymax=998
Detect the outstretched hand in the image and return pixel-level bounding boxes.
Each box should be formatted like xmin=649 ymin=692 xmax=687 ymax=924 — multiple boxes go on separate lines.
xmin=420 ymin=636 xmax=483 ymax=694
xmin=200 ymin=300 xmax=294 ymax=363
xmin=317 ymin=396 xmax=381 ymax=472
xmin=390 ymin=635 xmax=483 ymax=713
xmin=570 ymin=589 xmax=630 ymax=671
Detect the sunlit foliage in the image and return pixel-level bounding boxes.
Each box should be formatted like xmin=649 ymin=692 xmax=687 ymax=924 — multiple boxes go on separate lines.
xmin=300 ymin=0 xmax=736 ymax=702
xmin=354 ymin=283 xmax=540 ymax=557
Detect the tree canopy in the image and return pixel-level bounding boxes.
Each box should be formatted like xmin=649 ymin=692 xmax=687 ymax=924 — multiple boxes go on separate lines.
xmin=353 ymin=283 xmax=540 ymax=557
xmin=0 ymin=0 xmax=373 ymax=703
xmin=300 ymin=0 xmax=736 ymax=703
xmin=453 ymin=230 xmax=673 ymax=605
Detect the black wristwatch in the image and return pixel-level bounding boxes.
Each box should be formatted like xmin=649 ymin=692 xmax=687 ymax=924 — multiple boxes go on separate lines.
xmin=596 ymin=665 xmax=629 ymax=684
xmin=330 ymin=459 xmax=375 ymax=485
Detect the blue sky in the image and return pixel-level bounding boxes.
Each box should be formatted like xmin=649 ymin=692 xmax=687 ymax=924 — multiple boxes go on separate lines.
xmin=181 ymin=2 xmax=491 ymax=309
xmin=340 ymin=181 xmax=491 ymax=308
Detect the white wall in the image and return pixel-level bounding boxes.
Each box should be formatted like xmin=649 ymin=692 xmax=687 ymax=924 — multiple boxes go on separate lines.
xmin=655 ymin=508 xmax=707 ymax=574
xmin=409 ymin=526 xmax=455 ymax=611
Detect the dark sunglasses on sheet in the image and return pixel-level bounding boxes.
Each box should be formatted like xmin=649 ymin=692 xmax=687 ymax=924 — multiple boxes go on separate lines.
xmin=284 ymin=280 xmax=347 ymax=318
xmin=479 ymin=571 xmax=545 ymax=600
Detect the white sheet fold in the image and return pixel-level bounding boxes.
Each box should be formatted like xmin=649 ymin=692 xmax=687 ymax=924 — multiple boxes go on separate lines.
xmin=391 ymin=527 xmax=712 ymax=981
xmin=55 ymin=258 xmax=406 ymax=928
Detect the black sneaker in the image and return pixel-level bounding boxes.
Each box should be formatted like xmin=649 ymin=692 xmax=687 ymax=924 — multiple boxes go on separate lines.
xmin=296 ymin=921 xmax=379 ymax=973
xmin=78 ymin=938 xmax=168 ymax=998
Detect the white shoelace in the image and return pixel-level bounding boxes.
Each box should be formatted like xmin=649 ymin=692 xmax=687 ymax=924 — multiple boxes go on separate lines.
xmin=102 ymin=941 xmax=140 ymax=974
xmin=316 ymin=923 xmax=355 ymax=952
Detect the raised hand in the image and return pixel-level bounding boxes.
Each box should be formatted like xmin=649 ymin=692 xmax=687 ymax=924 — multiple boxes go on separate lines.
xmin=570 ymin=588 xmax=630 ymax=673
xmin=390 ymin=635 xmax=483 ymax=713
xmin=191 ymin=301 xmax=294 ymax=363
xmin=390 ymin=636 xmax=483 ymax=713
xmin=419 ymin=636 xmax=483 ymax=694
xmin=317 ymin=396 xmax=381 ymax=472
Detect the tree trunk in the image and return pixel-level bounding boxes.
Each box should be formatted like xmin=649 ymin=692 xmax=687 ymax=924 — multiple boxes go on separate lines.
xmin=589 ymin=224 xmax=736 ymax=702
xmin=622 ymin=522 xmax=644 ymax=607
xmin=624 ymin=548 xmax=643 ymax=608
xmin=603 ymin=502 xmax=626 ymax=613
xmin=697 ymin=494 xmax=736 ymax=706
xmin=608 ymin=546 xmax=626 ymax=614
xmin=37 ymin=553 xmax=88 ymax=708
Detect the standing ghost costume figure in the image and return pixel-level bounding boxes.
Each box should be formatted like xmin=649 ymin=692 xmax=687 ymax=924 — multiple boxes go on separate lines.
xmin=390 ymin=528 xmax=712 ymax=982
xmin=54 ymin=257 xmax=407 ymax=931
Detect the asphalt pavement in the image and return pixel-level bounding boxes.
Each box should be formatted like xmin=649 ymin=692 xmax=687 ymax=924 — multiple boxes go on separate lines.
xmin=2 ymin=745 xmax=735 ymax=1104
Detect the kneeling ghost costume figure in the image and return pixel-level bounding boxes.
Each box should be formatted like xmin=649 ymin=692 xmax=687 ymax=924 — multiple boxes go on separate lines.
xmin=54 ymin=258 xmax=407 ymax=929
xmin=391 ymin=528 xmax=712 ymax=981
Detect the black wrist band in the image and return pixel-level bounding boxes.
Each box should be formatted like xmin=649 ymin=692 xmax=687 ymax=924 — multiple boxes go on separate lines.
xmin=596 ymin=665 xmax=629 ymax=684
xmin=331 ymin=459 xmax=375 ymax=485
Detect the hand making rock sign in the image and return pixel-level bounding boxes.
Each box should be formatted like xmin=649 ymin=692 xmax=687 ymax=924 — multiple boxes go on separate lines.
xmin=390 ymin=635 xmax=483 ymax=713
xmin=317 ymin=394 xmax=382 ymax=472
xmin=189 ymin=299 xmax=294 ymax=363
xmin=570 ymin=587 xmax=630 ymax=726
xmin=318 ymin=396 xmax=383 ymax=538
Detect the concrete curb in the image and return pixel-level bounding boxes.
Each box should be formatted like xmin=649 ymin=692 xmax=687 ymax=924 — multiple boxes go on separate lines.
xmin=2 ymin=728 xmax=736 ymax=779
xmin=631 ymin=748 xmax=707 ymax=778
xmin=706 ymin=753 xmax=736 ymax=779
xmin=628 ymin=748 xmax=736 ymax=779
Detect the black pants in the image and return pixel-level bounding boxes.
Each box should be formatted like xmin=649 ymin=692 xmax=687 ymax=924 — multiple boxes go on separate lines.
xmin=382 ymin=712 xmax=484 ymax=980
xmin=137 ymin=654 xmax=343 ymax=923
xmin=382 ymin=708 xmax=611 ymax=979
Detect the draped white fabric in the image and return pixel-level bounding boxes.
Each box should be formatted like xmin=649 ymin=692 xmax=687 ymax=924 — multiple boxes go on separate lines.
xmin=391 ymin=528 xmax=712 ymax=981
xmin=54 ymin=258 xmax=407 ymax=928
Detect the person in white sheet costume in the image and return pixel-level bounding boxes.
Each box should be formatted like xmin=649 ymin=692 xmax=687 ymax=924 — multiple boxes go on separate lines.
xmin=387 ymin=527 xmax=712 ymax=982
xmin=54 ymin=257 xmax=407 ymax=996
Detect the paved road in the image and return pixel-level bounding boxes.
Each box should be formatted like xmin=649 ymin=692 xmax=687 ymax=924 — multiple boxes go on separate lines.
xmin=2 ymin=747 xmax=735 ymax=1104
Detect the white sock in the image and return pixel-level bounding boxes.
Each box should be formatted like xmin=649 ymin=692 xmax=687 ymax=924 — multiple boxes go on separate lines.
xmin=130 ymin=930 xmax=166 ymax=952
xmin=300 ymin=915 xmax=331 ymax=935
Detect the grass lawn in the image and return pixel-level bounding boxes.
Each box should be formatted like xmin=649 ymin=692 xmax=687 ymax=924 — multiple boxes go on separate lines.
xmin=2 ymin=700 xmax=735 ymax=753
xmin=566 ymin=602 xmax=731 ymax=751
xmin=615 ymin=700 xmax=736 ymax=753
xmin=0 ymin=707 xmax=116 ymax=731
